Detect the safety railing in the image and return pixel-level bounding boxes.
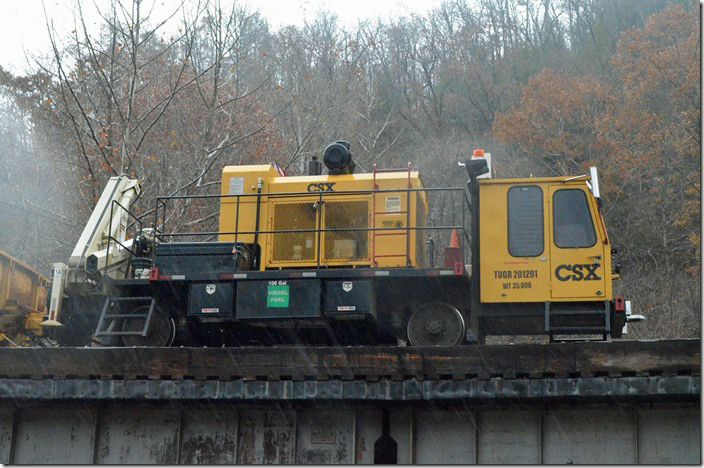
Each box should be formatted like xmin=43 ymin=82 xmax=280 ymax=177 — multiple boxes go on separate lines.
xmin=149 ymin=186 xmax=472 ymax=270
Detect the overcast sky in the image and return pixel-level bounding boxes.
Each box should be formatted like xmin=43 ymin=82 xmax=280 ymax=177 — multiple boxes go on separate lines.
xmin=0 ymin=0 xmax=443 ymax=74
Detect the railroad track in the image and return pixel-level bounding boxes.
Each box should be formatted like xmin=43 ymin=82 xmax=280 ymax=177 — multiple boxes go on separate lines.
xmin=0 ymin=339 xmax=698 ymax=381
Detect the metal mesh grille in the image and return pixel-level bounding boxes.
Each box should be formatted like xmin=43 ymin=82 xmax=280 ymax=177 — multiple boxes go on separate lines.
xmin=323 ymin=200 xmax=369 ymax=261
xmin=272 ymin=202 xmax=317 ymax=262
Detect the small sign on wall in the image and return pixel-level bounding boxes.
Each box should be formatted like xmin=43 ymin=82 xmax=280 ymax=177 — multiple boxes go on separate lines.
xmin=311 ymin=425 xmax=336 ymax=444
xmin=229 ymin=176 xmax=244 ymax=195
xmin=385 ymin=196 xmax=401 ymax=213
xmin=266 ymin=283 xmax=289 ymax=308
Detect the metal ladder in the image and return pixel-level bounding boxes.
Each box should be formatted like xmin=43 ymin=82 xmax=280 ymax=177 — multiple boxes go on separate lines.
xmin=94 ymin=296 xmax=156 ymax=338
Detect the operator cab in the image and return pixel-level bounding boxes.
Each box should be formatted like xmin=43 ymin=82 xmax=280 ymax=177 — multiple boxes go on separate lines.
xmin=470 ymin=158 xmax=629 ymax=340
xmin=479 ymin=175 xmax=612 ymax=303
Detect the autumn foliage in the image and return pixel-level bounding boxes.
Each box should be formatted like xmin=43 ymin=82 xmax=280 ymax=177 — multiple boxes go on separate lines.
xmin=495 ymin=4 xmax=700 ymax=338
xmin=494 ymin=70 xmax=615 ymax=176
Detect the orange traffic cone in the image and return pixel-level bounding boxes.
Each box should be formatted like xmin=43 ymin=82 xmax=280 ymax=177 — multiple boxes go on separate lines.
xmin=444 ymin=229 xmax=463 ymax=270
xmin=450 ymin=228 xmax=460 ymax=248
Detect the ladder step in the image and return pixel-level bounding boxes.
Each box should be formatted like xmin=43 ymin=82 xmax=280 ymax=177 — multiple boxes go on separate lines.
xmin=96 ymin=330 xmax=148 ymax=336
xmin=549 ymin=310 xmax=606 ymax=316
xmin=549 ymin=326 xmax=607 ymax=333
xmin=373 ymin=167 xmax=411 ymax=173
xmin=103 ymin=314 xmax=149 ymax=319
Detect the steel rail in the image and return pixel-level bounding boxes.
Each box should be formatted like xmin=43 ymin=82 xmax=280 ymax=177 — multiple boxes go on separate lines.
xmin=0 ymin=339 xmax=697 ymax=382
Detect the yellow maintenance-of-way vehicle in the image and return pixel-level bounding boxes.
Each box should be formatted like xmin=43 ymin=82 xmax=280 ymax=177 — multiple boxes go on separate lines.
xmin=45 ymin=141 xmax=642 ymax=347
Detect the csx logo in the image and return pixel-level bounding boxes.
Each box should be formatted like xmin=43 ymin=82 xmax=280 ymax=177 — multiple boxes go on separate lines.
xmin=555 ymin=264 xmax=601 ymax=282
xmin=307 ymin=182 xmax=336 ymax=192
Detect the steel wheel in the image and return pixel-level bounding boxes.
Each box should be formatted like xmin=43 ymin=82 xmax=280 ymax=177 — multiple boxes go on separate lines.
xmin=407 ymin=302 xmax=465 ymax=346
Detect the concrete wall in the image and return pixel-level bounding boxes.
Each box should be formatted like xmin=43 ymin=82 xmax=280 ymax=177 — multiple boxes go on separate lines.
xmin=0 ymin=402 xmax=699 ymax=464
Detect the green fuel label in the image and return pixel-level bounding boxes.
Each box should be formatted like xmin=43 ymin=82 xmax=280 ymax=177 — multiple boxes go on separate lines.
xmin=266 ymin=284 xmax=290 ymax=308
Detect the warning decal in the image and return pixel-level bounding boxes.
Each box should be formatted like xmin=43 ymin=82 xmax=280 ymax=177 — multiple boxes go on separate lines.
xmin=229 ymin=177 xmax=245 ymax=195
xmin=385 ymin=196 xmax=401 ymax=213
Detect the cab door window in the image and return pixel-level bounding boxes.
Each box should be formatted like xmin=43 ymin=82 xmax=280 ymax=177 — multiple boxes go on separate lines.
xmin=553 ymin=189 xmax=597 ymax=248
xmin=507 ymin=186 xmax=543 ymax=257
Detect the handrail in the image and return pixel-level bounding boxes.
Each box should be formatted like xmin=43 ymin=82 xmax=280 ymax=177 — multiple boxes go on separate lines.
xmin=153 ymin=186 xmax=461 ymax=202
xmin=158 ymin=225 xmax=465 ymax=237
xmin=405 ymin=163 xmax=412 ymax=266
xmin=150 ymin=185 xmax=470 ymax=270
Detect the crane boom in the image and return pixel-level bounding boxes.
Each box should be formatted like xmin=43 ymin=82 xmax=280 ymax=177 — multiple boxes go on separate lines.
xmin=43 ymin=175 xmax=141 ymax=327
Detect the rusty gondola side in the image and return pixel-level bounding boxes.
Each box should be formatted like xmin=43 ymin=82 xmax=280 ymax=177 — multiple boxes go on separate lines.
xmin=0 ymin=249 xmax=50 ymax=346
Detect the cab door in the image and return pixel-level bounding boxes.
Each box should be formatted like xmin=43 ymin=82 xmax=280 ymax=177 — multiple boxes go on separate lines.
xmin=549 ymin=186 xmax=606 ymax=299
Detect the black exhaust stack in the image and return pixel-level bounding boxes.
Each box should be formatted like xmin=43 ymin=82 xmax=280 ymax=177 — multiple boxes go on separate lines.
xmin=307 ymin=155 xmax=323 ymax=175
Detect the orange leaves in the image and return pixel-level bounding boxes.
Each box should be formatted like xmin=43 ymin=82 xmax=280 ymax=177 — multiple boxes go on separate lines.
xmin=609 ymin=3 xmax=699 ymax=167
xmin=685 ymin=264 xmax=699 ymax=277
xmin=494 ymin=3 xmax=700 ymax=262
xmin=493 ymin=69 xmax=614 ymax=175
xmin=495 ymin=3 xmax=699 ymax=182
xmin=613 ymin=4 xmax=697 ymax=92
xmin=97 ymin=128 xmax=110 ymax=149
xmin=604 ymin=4 xmax=699 ymax=248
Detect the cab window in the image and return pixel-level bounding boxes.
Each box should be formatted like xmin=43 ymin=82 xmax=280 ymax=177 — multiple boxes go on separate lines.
xmin=508 ymin=186 xmax=543 ymax=257
xmin=553 ymin=189 xmax=597 ymax=248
